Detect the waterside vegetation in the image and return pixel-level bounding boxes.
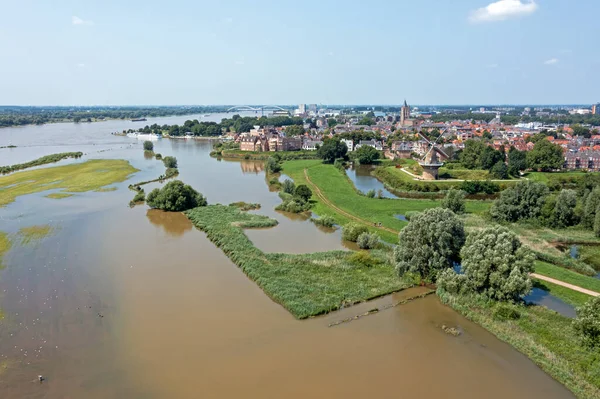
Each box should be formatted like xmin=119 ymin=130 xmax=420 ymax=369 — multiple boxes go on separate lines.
xmin=0 ymin=159 xmax=139 ymax=207
xmin=0 ymin=152 xmax=83 ymax=175
xmin=185 ymin=204 xmax=415 ymax=319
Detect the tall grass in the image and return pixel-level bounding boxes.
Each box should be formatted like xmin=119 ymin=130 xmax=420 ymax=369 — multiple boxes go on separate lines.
xmin=0 ymin=152 xmax=82 ymax=174
xmin=185 ymin=205 xmax=411 ymax=318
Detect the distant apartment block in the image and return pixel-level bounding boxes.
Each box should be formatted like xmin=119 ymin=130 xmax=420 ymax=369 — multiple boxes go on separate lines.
xmin=341 ymin=139 xmax=354 ymax=152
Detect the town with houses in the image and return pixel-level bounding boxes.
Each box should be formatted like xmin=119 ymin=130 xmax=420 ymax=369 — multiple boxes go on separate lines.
xmin=233 ymin=101 xmax=600 ymax=176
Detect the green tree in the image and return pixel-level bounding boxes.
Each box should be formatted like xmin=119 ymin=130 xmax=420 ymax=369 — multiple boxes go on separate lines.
xmin=594 ymin=211 xmax=600 ymax=238
xmin=294 ymin=184 xmax=312 ymax=201
xmin=582 ymin=187 xmax=600 ymax=228
xmin=507 ymin=147 xmax=527 ymax=176
xmin=490 ymin=181 xmax=548 ymax=222
xmin=358 ymin=116 xmax=374 ymax=126
xmin=354 ymin=145 xmax=380 ymax=164
xmin=460 ymin=140 xmax=486 ymax=169
xmin=526 ymin=140 xmax=564 ymax=171
xmin=394 ymin=208 xmax=465 ymax=280
xmin=327 ymin=118 xmax=338 ymax=128
xmin=553 ymin=189 xmax=578 ymax=228
xmin=317 ymin=138 xmax=348 ymax=163
xmin=438 ymin=226 xmax=534 ymax=301
xmin=490 ymin=161 xmax=508 ymax=179
xmin=146 ymin=180 xmax=207 ymax=211
xmin=266 ymin=157 xmax=282 ymax=174
xmin=342 ymin=223 xmax=369 ymax=242
xmin=572 ymin=297 xmax=600 ymax=348
xmin=285 ymin=125 xmax=305 ymax=136
xmin=282 ymin=179 xmax=295 ymax=194
xmin=480 ymin=146 xmax=504 ymax=170
xmin=163 ymin=156 xmax=178 ymax=168
xmin=143 ymin=140 xmax=154 ymax=151
xmin=441 ymin=189 xmax=466 ymax=214
xmin=357 ymin=232 xmax=379 ymax=249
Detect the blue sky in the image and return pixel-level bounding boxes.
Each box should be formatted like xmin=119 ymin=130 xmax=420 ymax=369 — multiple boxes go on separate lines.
xmin=0 ymin=0 xmax=598 ymax=105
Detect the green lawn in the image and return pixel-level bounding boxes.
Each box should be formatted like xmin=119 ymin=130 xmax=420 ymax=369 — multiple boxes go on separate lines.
xmin=186 ymin=205 xmax=413 ymax=318
xmin=525 ymin=171 xmax=589 ymax=185
xmin=440 ymin=293 xmax=600 ymax=399
xmin=535 ymin=261 xmax=600 ymax=294
xmin=0 ymin=159 xmax=139 ymax=207
xmin=282 ymin=160 xmax=490 ymax=243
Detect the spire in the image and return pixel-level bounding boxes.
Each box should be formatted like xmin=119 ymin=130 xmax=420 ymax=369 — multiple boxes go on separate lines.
xmin=403 ymin=99 xmax=408 ymax=107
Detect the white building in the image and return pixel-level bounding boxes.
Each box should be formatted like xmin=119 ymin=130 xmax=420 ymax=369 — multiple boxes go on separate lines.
xmin=302 ymin=140 xmax=323 ymax=151
xmin=355 ymin=139 xmax=383 ymax=151
xmin=341 ymin=139 xmax=354 ymax=152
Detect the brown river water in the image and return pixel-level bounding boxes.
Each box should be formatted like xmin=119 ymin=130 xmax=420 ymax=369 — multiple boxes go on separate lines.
xmin=0 ymin=114 xmax=574 ymax=398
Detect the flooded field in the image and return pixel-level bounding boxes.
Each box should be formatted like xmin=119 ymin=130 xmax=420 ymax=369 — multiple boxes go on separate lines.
xmin=0 ymin=116 xmax=575 ymax=398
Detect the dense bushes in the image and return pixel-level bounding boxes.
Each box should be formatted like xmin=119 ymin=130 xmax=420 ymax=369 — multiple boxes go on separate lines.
xmin=354 ymin=146 xmax=380 ymax=164
xmin=143 ymin=141 xmax=154 ymax=151
xmin=357 ymin=232 xmax=379 ymax=249
xmin=572 ymin=297 xmax=600 ymax=348
xmin=282 ymin=179 xmax=295 ymax=194
xmin=342 ymin=223 xmax=369 ymax=242
xmin=294 ymin=184 xmax=312 ymax=201
xmin=146 ymin=180 xmax=207 ymax=211
xmin=312 ymin=215 xmax=335 ymax=228
xmin=490 ymin=180 xmax=548 ymax=222
xmin=0 ymin=152 xmax=83 ymax=174
xmin=162 ymin=156 xmax=178 ymax=169
xmin=437 ymin=226 xmax=534 ymax=301
xmin=395 ymin=208 xmax=465 ymax=280
xmin=459 ymin=180 xmax=500 ymax=194
xmin=266 ymin=156 xmax=282 ymax=174
xmin=441 ymin=189 xmax=466 ymax=214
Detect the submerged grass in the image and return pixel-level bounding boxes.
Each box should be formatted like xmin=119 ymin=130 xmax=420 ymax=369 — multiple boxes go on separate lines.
xmin=17 ymin=225 xmax=54 ymax=246
xmin=439 ymin=292 xmax=600 ymax=399
xmin=0 ymin=159 xmax=139 ymax=207
xmin=185 ymin=204 xmax=412 ymax=318
xmin=0 ymin=231 xmax=10 ymax=269
xmin=45 ymin=192 xmax=74 ymax=199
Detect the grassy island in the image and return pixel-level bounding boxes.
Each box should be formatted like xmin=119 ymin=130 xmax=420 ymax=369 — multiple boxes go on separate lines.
xmin=0 ymin=159 xmax=138 ymax=207
xmin=185 ymin=204 xmax=413 ymax=318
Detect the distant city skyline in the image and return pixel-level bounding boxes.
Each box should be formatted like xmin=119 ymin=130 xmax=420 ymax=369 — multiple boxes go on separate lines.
xmin=1 ymin=0 xmax=599 ymax=105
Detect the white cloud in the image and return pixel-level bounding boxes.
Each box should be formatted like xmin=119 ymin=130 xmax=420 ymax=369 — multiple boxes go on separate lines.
xmin=76 ymin=63 xmax=85 ymax=68
xmin=544 ymin=58 xmax=559 ymax=65
xmin=469 ymin=0 xmax=538 ymax=23
xmin=72 ymin=16 xmax=94 ymax=26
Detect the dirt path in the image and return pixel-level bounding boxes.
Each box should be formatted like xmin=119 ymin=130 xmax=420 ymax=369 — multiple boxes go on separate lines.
xmin=531 ymin=273 xmax=600 ymax=297
xmin=303 ymin=168 xmax=399 ymax=235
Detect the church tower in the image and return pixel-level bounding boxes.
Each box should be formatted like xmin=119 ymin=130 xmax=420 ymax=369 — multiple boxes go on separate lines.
xmin=400 ymin=99 xmax=410 ymax=125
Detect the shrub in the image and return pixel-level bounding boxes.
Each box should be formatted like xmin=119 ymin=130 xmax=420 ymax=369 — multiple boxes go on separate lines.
xmin=595 ymin=211 xmax=600 ymax=238
xmin=312 ymin=215 xmax=335 ymax=228
xmin=294 ymin=184 xmax=312 ymax=201
xmin=394 ymin=208 xmax=465 ymax=280
xmin=266 ymin=157 xmax=282 ymax=174
xmin=155 ymin=153 xmax=162 ymax=160
xmin=282 ymin=179 xmax=295 ymax=195
xmin=276 ymin=198 xmax=311 ymax=213
xmin=404 ymin=211 xmax=420 ymax=221
xmin=490 ymin=180 xmax=548 ymax=222
xmin=229 ymin=202 xmax=260 ymax=211
xmin=165 ymin=168 xmax=179 ymax=178
xmin=553 ymin=189 xmax=578 ymax=227
xmin=146 ymin=180 xmax=207 ymax=211
xmin=582 ymin=187 xmax=600 ymax=228
xmin=460 ymin=226 xmax=534 ymax=301
xmin=163 ymin=156 xmax=178 ymax=169
xmin=493 ymin=305 xmax=521 ymax=321
xmin=357 ymin=232 xmax=379 ymax=249
xmin=441 ymin=189 xmax=466 ymax=214
xmin=354 ymin=145 xmax=380 ymax=164
xmin=366 ymin=189 xmax=376 ymax=198
xmin=347 ymin=251 xmax=380 ymax=268
xmin=143 ymin=141 xmax=154 ymax=151
xmin=572 ymin=297 xmax=600 ymax=348
xmin=490 ymin=161 xmax=508 ymax=179
xmin=342 ymin=223 xmax=369 ymax=242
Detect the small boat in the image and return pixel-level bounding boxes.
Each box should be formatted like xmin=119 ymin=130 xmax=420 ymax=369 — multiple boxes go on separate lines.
xmin=131 ymin=118 xmax=147 ymax=122
xmin=136 ymin=133 xmax=161 ymax=140
xmin=203 ymin=114 xmax=211 ymax=117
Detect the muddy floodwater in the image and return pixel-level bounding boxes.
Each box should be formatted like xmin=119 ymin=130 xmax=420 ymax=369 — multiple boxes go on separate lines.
xmin=0 ymin=116 xmax=575 ymax=398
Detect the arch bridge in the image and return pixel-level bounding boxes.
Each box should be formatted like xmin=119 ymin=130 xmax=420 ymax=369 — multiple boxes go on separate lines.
xmin=226 ymin=105 xmax=288 ymax=113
